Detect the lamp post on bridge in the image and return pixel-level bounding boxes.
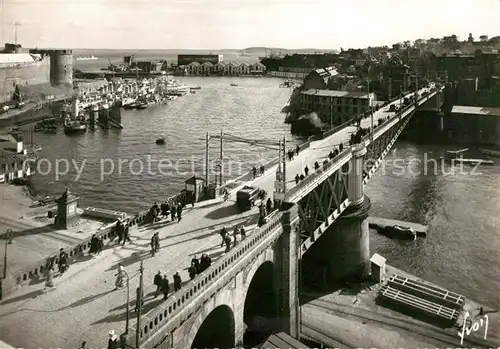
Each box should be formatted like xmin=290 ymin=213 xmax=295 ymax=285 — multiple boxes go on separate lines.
xmin=3 ymin=229 xmax=14 ymax=279
xmin=273 ymin=136 xmax=287 ymax=205
xmin=135 ymin=260 xmax=144 ymax=349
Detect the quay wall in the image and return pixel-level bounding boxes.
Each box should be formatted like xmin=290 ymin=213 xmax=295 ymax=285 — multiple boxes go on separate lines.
xmin=0 ymin=59 xmax=51 ymax=104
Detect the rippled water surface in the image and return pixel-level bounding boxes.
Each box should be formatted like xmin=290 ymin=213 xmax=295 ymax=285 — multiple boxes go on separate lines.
xmin=24 ymin=77 xmax=500 ymax=308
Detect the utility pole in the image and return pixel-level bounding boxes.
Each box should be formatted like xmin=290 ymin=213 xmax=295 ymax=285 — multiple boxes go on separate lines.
xmin=136 ymin=261 xmax=144 ymax=349
xmin=205 ymin=132 xmax=210 ymax=186
xmin=219 ymin=129 xmax=223 ymax=188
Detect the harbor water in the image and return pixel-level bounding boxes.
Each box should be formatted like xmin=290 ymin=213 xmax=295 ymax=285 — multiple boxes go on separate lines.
xmin=23 ymin=76 xmax=499 ymax=310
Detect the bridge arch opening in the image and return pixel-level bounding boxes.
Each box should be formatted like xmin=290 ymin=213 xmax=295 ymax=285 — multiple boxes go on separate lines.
xmin=243 ymin=261 xmax=277 ymax=346
xmin=191 ymin=305 xmax=235 ymax=349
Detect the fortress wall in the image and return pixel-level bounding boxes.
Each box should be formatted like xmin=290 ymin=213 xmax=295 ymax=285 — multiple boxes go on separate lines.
xmin=0 ymin=58 xmax=50 ymax=104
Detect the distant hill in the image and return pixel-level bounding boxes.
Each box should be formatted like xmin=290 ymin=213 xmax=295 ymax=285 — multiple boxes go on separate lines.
xmin=241 ymin=47 xmax=339 ymax=55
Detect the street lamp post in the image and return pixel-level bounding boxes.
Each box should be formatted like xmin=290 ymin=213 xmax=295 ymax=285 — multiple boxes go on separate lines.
xmin=123 ymin=270 xmax=130 ymax=335
xmin=3 ymin=229 xmax=14 ymax=279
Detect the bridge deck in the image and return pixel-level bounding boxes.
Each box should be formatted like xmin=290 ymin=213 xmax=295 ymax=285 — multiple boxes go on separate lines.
xmin=0 ymin=87 xmax=437 ymax=349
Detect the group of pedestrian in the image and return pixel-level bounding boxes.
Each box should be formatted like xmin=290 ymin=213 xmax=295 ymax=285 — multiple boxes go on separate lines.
xmin=287 ymin=144 xmax=300 ymax=161
xmin=219 ymin=225 xmax=247 ymax=252
xmin=252 ymin=164 xmax=266 ymax=179
xmin=89 ymin=234 xmax=104 ymax=255
xmin=153 ymin=270 xmax=183 ymax=300
xmin=150 ymin=201 xmax=184 ymax=223
xmin=188 ymin=254 xmax=212 ymax=279
xmin=109 ymin=218 xmax=132 ymax=247
xmin=293 ymin=143 xmax=347 ymax=185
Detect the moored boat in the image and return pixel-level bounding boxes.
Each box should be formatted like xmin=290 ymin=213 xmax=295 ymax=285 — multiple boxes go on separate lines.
xmin=156 ymin=138 xmax=166 ymax=145
xmin=136 ymin=102 xmax=149 ymax=109
xmin=64 ymin=120 xmax=87 ymax=134
xmin=376 ymin=225 xmax=416 ymax=240
xmin=479 ymin=148 xmax=500 ymax=157
xmin=230 ymin=83 xmax=238 ymax=86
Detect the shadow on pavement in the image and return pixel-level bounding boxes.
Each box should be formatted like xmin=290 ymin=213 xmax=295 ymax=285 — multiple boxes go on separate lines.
xmin=204 ymin=205 xmax=239 ymax=220
xmin=0 ymin=288 xmax=44 ymax=306
xmin=58 ymin=289 xmax=115 ymax=311
xmin=106 ymin=251 xmax=148 ymax=272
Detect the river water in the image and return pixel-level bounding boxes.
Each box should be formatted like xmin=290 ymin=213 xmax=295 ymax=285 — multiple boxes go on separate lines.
xmin=23 ymin=76 xmax=499 ymax=310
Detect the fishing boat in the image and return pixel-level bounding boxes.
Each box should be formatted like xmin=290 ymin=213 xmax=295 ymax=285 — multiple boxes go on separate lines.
xmin=230 ymin=83 xmax=238 ymax=87
xmin=190 ymin=86 xmax=201 ymax=90
xmin=375 ymin=225 xmax=416 ymax=240
xmin=136 ymin=101 xmax=149 ymax=109
xmin=64 ymin=119 xmax=87 ymax=134
xmin=156 ymin=138 xmax=166 ymax=145
xmin=444 ymin=148 xmax=494 ymax=166
xmin=123 ymin=102 xmax=137 ymax=109
xmin=479 ymin=148 xmax=500 ymax=157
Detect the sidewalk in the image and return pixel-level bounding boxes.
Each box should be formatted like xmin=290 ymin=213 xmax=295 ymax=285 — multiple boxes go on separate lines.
xmin=0 ymin=94 xmax=414 ymax=349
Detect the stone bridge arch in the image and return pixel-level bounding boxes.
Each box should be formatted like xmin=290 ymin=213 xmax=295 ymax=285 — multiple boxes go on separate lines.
xmin=184 ymin=288 xmax=235 ymax=349
xmin=240 ymin=248 xmax=277 ymax=345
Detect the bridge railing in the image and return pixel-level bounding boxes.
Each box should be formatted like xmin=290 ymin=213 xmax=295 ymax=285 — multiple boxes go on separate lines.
xmin=130 ymin=208 xmax=285 ymax=345
xmin=286 ymin=87 xmax=440 ymax=203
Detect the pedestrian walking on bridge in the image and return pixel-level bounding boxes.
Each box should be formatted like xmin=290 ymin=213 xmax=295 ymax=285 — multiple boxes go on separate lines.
xmin=154 ymin=271 xmax=163 ymax=297
xmin=219 ymin=227 xmax=228 ymax=247
xmin=176 ymin=203 xmax=183 ymax=222
xmin=173 ymin=271 xmax=182 ymax=292
xmin=304 ymin=165 xmax=309 ymax=176
xmin=161 ymin=276 xmax=170 ymax=300
xmin=296 ymin=145 xmax=300 ymax=156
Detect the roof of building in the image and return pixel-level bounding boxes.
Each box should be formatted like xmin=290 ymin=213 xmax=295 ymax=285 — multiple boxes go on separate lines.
xmin=252 ymin=62 xmax=265 ymax=67
xmin=301 ymin=89 xmax=371 ymax=98
xmin=215 ymin=62 xmax=227 ymax=66
xmin=187 ymin=61 xmax=201 ymax=66
xmin=370 ymin=253 xmax=386 ymax=265
xmin=451 ymin=105 xmax=500 ymax=116
xmin=0 ymin=53 xmax=37 ymax=65
xmin=201 ymin=62 xmax=214 ymax=66
xmin=239 ymin=62 xmax=250 ymax=66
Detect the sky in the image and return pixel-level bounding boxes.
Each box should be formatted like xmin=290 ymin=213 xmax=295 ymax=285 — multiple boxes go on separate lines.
xmin=1 ymin=0 xmax=500 ymax=50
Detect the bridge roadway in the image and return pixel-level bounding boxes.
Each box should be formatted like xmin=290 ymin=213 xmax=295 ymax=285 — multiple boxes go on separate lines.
xmin=0 ymin=88 xmax=428 ymax=349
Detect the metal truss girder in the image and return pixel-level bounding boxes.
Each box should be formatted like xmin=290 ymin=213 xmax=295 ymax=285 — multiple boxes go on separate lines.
xmin=300 ymin=198 xmax=351 ymax=257
xmin=297 ymin=164 xmax=349 ymax=243
xmin=363 ymin=115 xmax=412 ymax=185
xmin=287 ymin=149 xmax=352 ymax=203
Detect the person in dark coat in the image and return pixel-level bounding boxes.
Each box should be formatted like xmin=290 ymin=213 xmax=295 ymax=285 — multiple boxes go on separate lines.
xmin=170 ymin=206 xmax=176 ymax=221
xmin=304 ymin=165 xmax=309 ymax=176
xmin=188 ymin=264 xmax=197 ymax=280
xmin=107 ymin=330 xmax=118 ymax=349
xmin=296 ymin=144 xmax=300 ymax=156
xmin=219 ymin=227 xmax=227 ymax=248
xmin=266 ymin=198 xmax=272 ymax=214
xmin=135 ymin=287 xmax=144 ymax=312
xmin=161 ymin=276 xmax=170 ymax=300
xmin=89 ymin=234 xmax=99 ymax=255
xmin=173 ymin=271 xmax=182 ymax=292
xmin=239 ymin=226 xmax=246 ymax=239
xmin=199 ymin=254 xmax=212 ymax=272
xmin=154 ymin=271 xmax=162 ymax=297
xmin=176 ymin=203 xmax=183 ymax=222
xmin=224 ymin=235 xmax=231 ymax=252
xmin=122 ymin=224 xmax=131 ymax=246
xmin=191 ymin=256 xmax=200 ymax=274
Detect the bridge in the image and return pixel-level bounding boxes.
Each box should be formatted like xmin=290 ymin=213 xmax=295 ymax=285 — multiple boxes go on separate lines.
xmin=124 ymin=84 xmax=444 ymax=348
xmin=0 ymin=85 xmax=444 ymax=349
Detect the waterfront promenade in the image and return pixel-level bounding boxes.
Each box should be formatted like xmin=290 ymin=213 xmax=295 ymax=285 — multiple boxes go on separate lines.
xmin=0 ymin=98 xmax=411 ymax=348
